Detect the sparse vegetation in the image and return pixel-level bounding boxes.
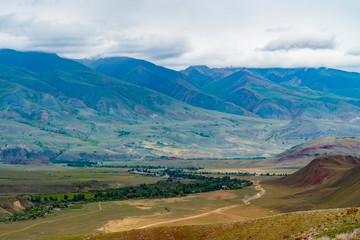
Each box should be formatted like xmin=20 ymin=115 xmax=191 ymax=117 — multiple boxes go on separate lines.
xmin=191 ymin=131 xmax=213 ymax=138
xmin=194 ymin=171 xmax=289 ymax=177
xmin=50 ymin=159 xmax=98 ymax=167
xmin=0 ymin=201 xmax=71 ymax=222
xmin=50 ymin=208 xmax=360 ymax=240
xmin=115 ymin=130 xmax=130 ymax=137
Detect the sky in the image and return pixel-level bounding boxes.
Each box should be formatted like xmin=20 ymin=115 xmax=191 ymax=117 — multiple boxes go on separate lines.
xmin=0 ymin=0 xmax=359 ymax=71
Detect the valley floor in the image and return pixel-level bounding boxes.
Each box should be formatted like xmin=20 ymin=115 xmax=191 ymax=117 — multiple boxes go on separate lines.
xmin=0 ymin=184 xmax=275 ymax=240
xmin=2 ymin=180 xmax=358 ymax=240
xmin=1 ymin=158 xmax=359 ymax=240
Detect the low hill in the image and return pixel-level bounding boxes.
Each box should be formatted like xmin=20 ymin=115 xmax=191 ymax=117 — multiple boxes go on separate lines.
xmin=0 ymin=196 xmax=33 ymax=217
xmin=271 ymin=136 xmax=360 ymax=165
xmin=272 ymin=155 xmax=360 ymax=207
xmin=275 ymin=155 xmax=360 ymax=187
xmin=0 ymin=147 xmax=54 ymax=165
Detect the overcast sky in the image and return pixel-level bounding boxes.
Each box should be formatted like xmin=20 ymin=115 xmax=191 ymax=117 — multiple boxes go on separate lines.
xmin=0 ymin=0 xmax=360 ymax=71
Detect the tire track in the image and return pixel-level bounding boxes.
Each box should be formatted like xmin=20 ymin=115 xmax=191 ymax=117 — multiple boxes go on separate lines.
xmin=138 ymin=181 xmax=265 ymax=229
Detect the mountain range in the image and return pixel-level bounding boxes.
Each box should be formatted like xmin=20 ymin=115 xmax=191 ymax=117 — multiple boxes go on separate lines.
xmin=82 ymin=58 xmax=360 ymax=120
xmin=82 ymin=57 xmax=255 ymax=117
xmin=182 ymin=66 xmax=360 ymax=120
xmin=0 ymin=49 xmax=360 ymax=162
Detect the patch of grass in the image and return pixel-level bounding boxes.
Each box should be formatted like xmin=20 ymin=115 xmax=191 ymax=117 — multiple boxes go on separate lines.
xmin=0 ymin=165 xmax=160 ymax=196
xmin=89 ymin=139 xmax=100 ymax=146
xmin=67 ymin=205 xmax=83 ymax=210
xmin=155 ymin=142 xmax=179 ymax=148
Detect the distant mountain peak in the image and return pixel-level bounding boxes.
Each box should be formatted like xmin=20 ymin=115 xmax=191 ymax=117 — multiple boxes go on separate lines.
xmin=184 ymin=65 xmax=211 ymax=72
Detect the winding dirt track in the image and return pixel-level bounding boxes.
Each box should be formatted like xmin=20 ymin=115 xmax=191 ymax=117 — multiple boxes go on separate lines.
xmin=243 ymin=181 xmax=266 ymax=205
xmin=138 ymin=181 xmax=265 ymax=229
xmin=0 ymin=202 xmax=103 ymax=238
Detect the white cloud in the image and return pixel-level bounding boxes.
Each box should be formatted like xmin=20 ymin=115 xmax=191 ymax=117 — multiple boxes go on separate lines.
xmin=95 ymin=33 xmax=191 ymax=60
xmin=260 ymin=33 xmax=336 ymax=51
xmin=0 ymin=12 xmax=191 ymax=60
xmin=347 ymin=47 xmax=360 ymax=56
xmin=266 ymin=26 xmax=292 ymax=33
xmin=0 ymin=0 xmax=359 ymax=71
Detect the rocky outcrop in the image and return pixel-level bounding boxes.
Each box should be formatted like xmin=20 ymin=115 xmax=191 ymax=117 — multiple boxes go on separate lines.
xmin=0 ymin=147 xmax=55 ymax=165
xmin=0 ymin=196 xmax=33 ymax=217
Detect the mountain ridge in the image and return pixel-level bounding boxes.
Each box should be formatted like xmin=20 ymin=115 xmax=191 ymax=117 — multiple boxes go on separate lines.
xmin=82 ymin=57 xmax=360 ymax=121
xmin=182 ymin=66 xmax=360 ymax=120
xmin=82 ymin=57 xmax=257 ymax=117
xmin=1 ymin=49 xmax=360 ymax=161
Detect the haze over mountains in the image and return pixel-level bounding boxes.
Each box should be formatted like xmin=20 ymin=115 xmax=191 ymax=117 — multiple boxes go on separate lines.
xmin=1 ymin=49 xmax=360 ymax=162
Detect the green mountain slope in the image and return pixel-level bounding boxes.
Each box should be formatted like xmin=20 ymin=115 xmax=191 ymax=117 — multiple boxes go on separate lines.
xmin=183 ymin=66 xmax=360 ymax=120
xmin=1 ymin=49 xmax=360 ymax=161
xmin=0 ymin=50 xmax=293 ymax=160
xmin=202 ymin=69 xmax=360 ymax=120
xmin=182 ymin=66 xmax=360 ymax=98
xmin=83 ymin=57 xmax=256 ymax=117
xmin=0 ymin=49 xmax=205 ymax=120
xmin=247 ymin=67 xmax=360 ymax=99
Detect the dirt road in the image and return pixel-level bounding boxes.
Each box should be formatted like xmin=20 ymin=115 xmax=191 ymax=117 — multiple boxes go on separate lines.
xmin=138 ymin=204 xmax=241 ymax=229
xmin=138 ymin=181 xmax=265 ymax=229
xmin=243 ymin=181 xmax=266 ymax=205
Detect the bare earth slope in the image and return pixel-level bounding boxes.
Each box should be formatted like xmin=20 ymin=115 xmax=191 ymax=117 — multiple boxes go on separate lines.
xmin=271 ymin=155 xmax=360 ymax=207
xmin=269 ymin=136 xmax=360 ymax=165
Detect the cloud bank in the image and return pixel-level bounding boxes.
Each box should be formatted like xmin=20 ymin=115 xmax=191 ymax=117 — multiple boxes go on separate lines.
xmin=0 ymin=13 xmax=191 ymax=60
xmin=347 ymin=48 xmax=360 ymax=56
xmin=0 ymin=0 xmax=359 ymax=71
xmin=261 ymin=33 xmax=336 ymax=51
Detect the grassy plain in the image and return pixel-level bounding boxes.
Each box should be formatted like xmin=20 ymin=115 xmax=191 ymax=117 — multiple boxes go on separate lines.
xmin=0 ymin=164 xmax=159 ymax=196
xmin=100 ymin=159 xmax=300 ymax=174
xmin=1 ymin=162 xmax=357 ymax=240
xmin=0 ymin=160 xmax=318 ymax=240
